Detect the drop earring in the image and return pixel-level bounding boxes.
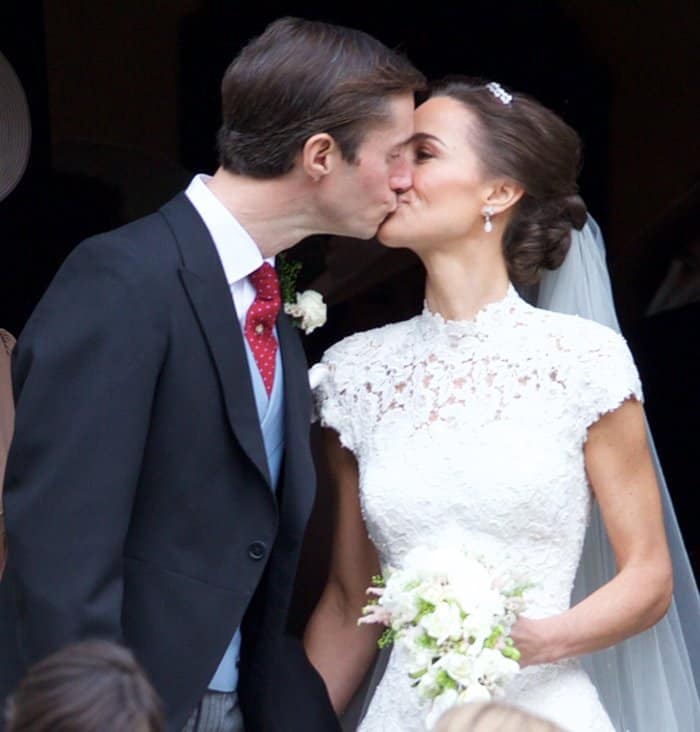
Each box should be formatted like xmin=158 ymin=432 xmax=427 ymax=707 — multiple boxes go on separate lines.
xmin=482 ymin=206 xmax=494 ymax=233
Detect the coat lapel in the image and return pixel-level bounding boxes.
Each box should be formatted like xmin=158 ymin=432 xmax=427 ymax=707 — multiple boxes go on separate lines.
xmin=276 ymin=312 xmax=315 ymax=529
xmin=160 ymin=194 xmax=271 ymax=487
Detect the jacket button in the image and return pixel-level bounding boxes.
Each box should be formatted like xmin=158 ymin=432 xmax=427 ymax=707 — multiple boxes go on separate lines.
xmin=248 ymin=541 xmax=267 ymax=560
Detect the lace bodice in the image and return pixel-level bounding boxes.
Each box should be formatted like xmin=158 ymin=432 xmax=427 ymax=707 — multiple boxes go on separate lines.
xmin=314 ymin=286 xmax=642 ymax=731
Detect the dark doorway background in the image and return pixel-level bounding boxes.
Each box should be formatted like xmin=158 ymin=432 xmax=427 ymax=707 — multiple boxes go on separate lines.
xmin=1 ymin=1 xmax=698 ymax=618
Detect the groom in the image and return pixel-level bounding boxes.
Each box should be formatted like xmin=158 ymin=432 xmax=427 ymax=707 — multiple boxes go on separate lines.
xmin=0 ymin=17 xmax=423 ymax=732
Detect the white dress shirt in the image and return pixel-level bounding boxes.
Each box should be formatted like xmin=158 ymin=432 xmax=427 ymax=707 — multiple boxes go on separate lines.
xmin=185 ymin=174 xmax=275 ymax=327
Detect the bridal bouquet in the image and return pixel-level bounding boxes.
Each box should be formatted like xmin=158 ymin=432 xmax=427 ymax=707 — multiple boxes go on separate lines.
xmin=358 ymin=545 xmax=529 ymax=730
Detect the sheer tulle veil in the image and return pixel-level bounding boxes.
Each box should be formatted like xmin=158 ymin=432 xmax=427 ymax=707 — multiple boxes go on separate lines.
xmin=350 ymin=216 xmax=700 ymax=732
xmin=536 ymin=215 xmax=700 ymax=731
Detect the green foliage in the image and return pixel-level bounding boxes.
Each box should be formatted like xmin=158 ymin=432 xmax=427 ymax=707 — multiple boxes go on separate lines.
xmin=276 ymin=253 xmax=302 ymax=304
xmin=435 ymin=669 xmax=458 ymax=692
xmin=377 ymin=628 xmax=396 ymax=649
xmin=415 ymin=598 xmax=436 ymax=622
xmin=503 ymin=582 xmax=534 ymax=597
xmin=416 ymin=631 xmax=438 ymax=650
xmin=484 ymin=625 xmax=504 ymax=649
xmin=502 ymin=637 xmax=521 ymax=661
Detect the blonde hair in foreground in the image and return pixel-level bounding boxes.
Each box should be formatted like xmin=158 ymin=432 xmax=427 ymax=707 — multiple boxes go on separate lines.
xmin=434 ymin=701 xmax=566 ymax=732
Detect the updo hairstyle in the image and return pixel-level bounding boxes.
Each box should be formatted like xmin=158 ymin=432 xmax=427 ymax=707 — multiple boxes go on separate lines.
xmin=429 ymin=78 xmax=588 ymax=285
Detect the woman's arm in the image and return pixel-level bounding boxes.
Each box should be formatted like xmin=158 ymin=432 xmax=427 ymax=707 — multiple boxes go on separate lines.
xmin=304 ymin=427 xmax=383 ymax=714
xmin=512 ymin=397 xmax=673 ymax=666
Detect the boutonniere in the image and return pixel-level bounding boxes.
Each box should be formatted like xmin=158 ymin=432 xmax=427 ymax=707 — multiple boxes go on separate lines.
xmin=277 ymin=253 xmax=327 ymax=334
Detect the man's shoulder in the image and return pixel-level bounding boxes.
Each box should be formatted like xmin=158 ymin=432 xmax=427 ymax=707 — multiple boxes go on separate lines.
xmin=68 ymin=194 xmax=190 ymax=277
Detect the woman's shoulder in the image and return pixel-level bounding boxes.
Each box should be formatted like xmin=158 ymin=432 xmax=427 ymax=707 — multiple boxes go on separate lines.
xmin=526 ymin=306 xmax=642 ymax=408
xmin=527 ymin=305 xmax=630 ymax=358
xmin=320 ymin=315 xmax=419 ymax=368
xmin=312 ymin=317 xmax=418 ymax=452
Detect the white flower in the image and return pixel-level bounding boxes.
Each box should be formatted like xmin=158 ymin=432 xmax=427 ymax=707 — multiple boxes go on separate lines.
xmin=461 ymin=612 xmax=496 ymax=652
xmin=472 ymin=647 xmax=520 ymax=686
xmin=417 ymin=578 xmax=450 ymax=606
xmin=446 ymin=558 xmax=498 ymax=614
xmin=381 ymin=580 xmax=421 ymax=626
xmin=396 ymin=631 xmax=434 ymax=675
xmin=415 ymin=663 xmax=442 ymax=700
xmin=436 ymin=650 xmax=474 ymax=687
xmin=420 ymin=601 xmax=463 ymax=645
xmin=357 ymin=545 xmax=527 ymax=731
xmin=284 ymin=289 xmax=327 ymax=334
xmin=307 ymin=362 xmax=329 ymax=390
xmin=425 ymin=688 xmax=459 ymax=730
xmin=458 ymin=683 xmax=491 ymax=704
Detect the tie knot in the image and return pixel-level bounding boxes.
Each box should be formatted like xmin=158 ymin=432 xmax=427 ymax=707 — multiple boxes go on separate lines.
xmin=249 ymin=262 xmax=280 ymax=300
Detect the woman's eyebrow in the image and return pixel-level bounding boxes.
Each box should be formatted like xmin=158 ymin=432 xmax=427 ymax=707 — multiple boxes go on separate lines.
xmin=408 ymin=132 xmax=446 ymax=147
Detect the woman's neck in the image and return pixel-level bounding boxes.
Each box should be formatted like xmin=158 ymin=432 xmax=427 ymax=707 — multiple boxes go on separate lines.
xmin=421 ymin=240 xmax=510 ymax=321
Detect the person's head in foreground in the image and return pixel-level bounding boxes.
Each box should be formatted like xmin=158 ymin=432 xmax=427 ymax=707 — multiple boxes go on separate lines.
xmin=4 ymin=639 xmax=164 ymax=732
xmin=434 ymin=700 xmax=566 ymax=731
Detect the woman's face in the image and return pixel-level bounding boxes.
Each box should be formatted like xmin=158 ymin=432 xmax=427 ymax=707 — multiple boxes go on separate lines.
xmin=378 ymin=96 xmax=492 ymax=251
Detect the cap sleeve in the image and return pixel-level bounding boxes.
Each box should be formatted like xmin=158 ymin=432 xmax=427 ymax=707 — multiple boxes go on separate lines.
xmin=578 ymin=325 xmax=643 ymax=432
xmin=311 ymin=342 xmax=361 ymax=454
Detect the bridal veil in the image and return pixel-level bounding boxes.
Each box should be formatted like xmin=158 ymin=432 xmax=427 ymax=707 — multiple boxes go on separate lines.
xmin=537 ymin=215 xmax=700 ymax=731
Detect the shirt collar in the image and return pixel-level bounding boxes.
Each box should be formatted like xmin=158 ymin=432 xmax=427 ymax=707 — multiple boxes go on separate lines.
xmin=184 ymin=174 xmax=274 ymax=285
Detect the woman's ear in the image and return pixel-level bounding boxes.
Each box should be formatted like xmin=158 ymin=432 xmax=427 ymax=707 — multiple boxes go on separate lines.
xmin=483 ymin=179 xmax=524 ymax=214
xmin=301 ymin=133 xmax=338 ymax=182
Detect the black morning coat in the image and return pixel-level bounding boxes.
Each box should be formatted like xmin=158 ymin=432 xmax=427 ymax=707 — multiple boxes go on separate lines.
xmin=0 ymin=194 xmax=340 ymax=732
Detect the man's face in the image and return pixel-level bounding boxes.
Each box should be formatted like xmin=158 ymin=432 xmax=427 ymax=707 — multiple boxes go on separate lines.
xmin=320 ymin=93 xmax=415 ymax=239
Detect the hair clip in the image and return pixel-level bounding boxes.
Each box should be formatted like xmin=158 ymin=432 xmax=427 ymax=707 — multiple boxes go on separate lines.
xmin=486 ymin=82 xmax=513 ymax=105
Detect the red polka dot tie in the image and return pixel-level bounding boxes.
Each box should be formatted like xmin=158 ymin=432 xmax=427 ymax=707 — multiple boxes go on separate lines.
xmin=244 ymin=262 xmax=281 ymax=396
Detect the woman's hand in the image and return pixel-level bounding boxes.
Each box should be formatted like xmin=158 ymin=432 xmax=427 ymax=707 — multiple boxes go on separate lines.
xmin=509 ymin=615 xmax=559 ymax=667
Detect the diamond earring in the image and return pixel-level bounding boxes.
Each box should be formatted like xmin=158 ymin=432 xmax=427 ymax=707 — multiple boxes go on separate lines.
xmin=482 ymin=206 xmax=494 ymax=233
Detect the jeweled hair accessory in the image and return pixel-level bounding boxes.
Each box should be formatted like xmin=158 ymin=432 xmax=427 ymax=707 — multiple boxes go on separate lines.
xmin=486 ymin=82 xmax=513 ymax=105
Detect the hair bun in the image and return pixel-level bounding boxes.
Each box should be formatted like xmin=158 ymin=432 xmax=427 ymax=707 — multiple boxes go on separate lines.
xmin=503 ymin=193 xmax=588 ymax=285
xmin=564 ymin=194 xmax=587 ymax=230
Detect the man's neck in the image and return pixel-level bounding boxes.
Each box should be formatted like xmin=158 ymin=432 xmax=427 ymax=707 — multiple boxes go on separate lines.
xmin=206 ymin=167 xmax=317 ymax=257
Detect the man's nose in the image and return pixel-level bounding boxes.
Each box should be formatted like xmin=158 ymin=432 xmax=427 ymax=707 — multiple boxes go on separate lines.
xmin=390 ymin=159 xmax=412 ymax=194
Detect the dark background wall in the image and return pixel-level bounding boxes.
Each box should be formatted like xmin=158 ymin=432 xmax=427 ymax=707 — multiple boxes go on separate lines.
xmin=2 ymin=1 xmax=698 ymax=329
xmin=1 ymin=1 xmax=698 ymax=587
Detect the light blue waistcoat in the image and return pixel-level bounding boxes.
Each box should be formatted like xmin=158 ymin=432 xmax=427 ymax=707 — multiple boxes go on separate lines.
xmin=208 ymin=335 xmax=285 ymax=692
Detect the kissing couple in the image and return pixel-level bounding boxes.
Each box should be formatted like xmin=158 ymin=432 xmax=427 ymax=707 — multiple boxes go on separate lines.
xmin=1 ymin=16 xmax=698 ymax=732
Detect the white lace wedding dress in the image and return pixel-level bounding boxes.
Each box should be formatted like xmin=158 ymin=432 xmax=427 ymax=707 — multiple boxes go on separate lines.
xmin=315 ymin=285 xmax=642 ymax=732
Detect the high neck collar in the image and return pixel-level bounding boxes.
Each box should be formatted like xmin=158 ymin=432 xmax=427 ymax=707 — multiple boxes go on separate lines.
xmin=418 ymin=283 xmax=523 ymax=340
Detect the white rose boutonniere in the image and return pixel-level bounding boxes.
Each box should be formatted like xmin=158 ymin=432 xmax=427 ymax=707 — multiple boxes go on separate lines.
xmin=277 ymin=253 xmax=327 ymax=335
xmin=284 ymin=290 xmax=327 ymax=334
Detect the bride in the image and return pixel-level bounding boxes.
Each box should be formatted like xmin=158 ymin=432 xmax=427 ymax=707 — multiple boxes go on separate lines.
xmin=303 ymin=79 xmax=699 ymax=731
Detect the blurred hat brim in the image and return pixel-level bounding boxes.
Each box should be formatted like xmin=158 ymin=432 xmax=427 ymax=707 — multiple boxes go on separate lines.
xmin=0 ymin=51 xmax=31 ymax=202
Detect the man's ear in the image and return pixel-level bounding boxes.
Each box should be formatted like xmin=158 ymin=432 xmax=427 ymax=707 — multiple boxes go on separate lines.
xmin=301 ymin=133 xmax=338 ymax=181
xmin=483 ymin=179 xmax=524 ymax=214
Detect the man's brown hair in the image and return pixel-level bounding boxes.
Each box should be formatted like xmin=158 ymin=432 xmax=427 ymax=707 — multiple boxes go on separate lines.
xmin=217 ymin=16 xmax=425 ymax=178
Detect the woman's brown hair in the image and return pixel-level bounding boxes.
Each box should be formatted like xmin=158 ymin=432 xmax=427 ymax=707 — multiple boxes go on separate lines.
xmin=430 ymin=77 xmax=587 ymax=285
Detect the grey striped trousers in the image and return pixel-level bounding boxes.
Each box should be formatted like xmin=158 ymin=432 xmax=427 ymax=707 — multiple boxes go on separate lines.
xmin=182 ymin=691 xmax=244 ymax=732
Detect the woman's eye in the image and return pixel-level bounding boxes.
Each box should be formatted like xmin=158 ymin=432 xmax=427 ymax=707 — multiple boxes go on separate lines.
xmin=414 ymin=148 xmax=433 ymax=162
